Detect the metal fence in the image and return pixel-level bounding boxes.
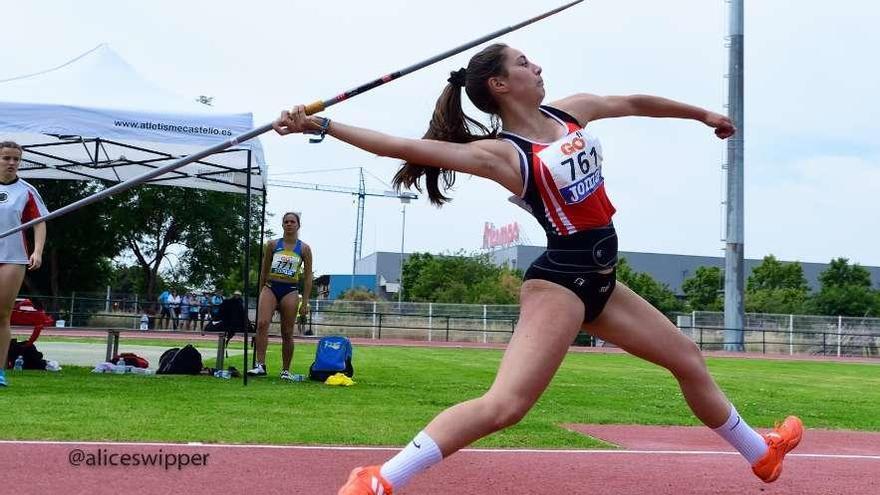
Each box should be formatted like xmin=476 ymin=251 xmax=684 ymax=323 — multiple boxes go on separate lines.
xmin=304 ymin=300 xmax=519 ymax=343
xmin=20 ymin=294 xmax=522 ymax=344
xmin=679 ymin=311 xmax=880 ymax=358
xmin=19 ymin=293 xmax=880 ymax=357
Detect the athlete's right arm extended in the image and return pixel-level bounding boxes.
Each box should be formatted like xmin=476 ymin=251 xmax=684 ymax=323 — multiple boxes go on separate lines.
xmin=273 ymin=107 xmax=521 ymax=191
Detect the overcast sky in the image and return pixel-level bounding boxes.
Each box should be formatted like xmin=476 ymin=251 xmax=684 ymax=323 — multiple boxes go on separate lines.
xmin=4 ymin=1 xmax=879 ymax=277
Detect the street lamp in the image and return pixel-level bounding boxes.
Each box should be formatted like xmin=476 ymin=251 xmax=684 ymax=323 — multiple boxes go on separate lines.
xmin=397 ymin=192 xmax=417 ymax=304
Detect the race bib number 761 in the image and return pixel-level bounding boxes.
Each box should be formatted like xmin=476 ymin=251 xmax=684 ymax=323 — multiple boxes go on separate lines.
xmin=536 ymin=130 xmax=604 ymax=205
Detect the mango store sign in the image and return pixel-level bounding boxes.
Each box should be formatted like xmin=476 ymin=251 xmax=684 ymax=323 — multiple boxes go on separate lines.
xmin=482 ymin=222 xmax=520 ymax=249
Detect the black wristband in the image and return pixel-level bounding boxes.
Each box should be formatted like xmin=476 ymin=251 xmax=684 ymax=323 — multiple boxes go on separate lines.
xmin=305 ymin=117 xmax=331 ymax=144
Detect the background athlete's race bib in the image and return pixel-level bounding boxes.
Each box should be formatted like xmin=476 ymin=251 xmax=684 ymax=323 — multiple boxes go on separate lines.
xmin=536 ymin=129 xmax=604 ymax=205
xmin=271 ymin=254 xmax=301 ymax=278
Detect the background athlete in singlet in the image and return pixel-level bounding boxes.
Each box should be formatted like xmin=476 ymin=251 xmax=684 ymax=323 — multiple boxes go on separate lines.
xmin=0 ymin=141 xmax=48 ymax=387
xmin=249 ymin=212 xmax=313 ymax=381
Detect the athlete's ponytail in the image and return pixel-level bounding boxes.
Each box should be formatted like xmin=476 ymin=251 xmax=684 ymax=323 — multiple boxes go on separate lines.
xmin=393 ymin=43 xmax=509 ymax=206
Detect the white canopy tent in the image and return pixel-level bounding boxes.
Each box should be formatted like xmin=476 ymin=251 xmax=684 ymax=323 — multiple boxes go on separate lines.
xmin=0 ymin=45 xmax=268 ymax=380
xmin=0 ymin=44 xmax=266 ymax=193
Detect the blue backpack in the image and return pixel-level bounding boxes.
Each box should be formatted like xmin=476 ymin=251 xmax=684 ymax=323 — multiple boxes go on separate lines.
xmin=309 ymin=336 xmax=354 ymax=382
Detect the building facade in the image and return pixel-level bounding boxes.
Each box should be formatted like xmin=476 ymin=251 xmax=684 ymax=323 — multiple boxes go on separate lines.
xmin=347 ymin=248 xmax=880 ymax=300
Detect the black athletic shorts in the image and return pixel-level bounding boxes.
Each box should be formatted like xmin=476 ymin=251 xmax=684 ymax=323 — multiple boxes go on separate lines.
xmin=523 ymin=225 xmax=618 ymax=323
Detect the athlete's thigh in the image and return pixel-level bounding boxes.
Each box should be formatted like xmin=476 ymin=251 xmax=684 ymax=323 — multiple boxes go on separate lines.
xmin=0 ymin=263 xmax=26 ymax=313
xmin=257 ymin=286 xmax=279 ymax=324
xmin=587 ymin=281 xmax=698 ymax=369
xmin=277 ymin=291 xmax=300 ymax=332
xmin=487 ymin=280 xmax=584 ymax=405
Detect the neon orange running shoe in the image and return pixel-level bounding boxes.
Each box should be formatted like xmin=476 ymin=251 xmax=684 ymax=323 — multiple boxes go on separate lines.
xmin=751 ymin=416 xmax=804 ymax=483
xmin=338 ymin=465 xmax=393 ymax=495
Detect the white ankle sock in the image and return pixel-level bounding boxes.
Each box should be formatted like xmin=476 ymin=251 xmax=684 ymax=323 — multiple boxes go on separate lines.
xmin=712 ymin=405 xmax=769 ymax=464
xmin=380 ymin=431 xmax=443 ymax=489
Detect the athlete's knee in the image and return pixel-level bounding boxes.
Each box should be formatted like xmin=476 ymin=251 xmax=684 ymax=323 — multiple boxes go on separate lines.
xmin=257 ymin=318 xmax=271 ymax=333
xmin=668 ymin=339 xmax=708 ymax=380
xmin=480 ymin=392 xmax=535 ymax=430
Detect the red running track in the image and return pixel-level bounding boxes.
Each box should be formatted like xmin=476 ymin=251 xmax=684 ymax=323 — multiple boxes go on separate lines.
xmin=2 ymin=426 xmax=878 ymax=494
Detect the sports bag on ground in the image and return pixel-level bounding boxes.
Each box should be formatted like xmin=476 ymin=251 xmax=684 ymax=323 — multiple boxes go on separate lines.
xmin=6 ymin=339 xmax=47 ymax=370
xmin=112 ymin=352 xmax=149 ymax=369
xmin=156 ymin=344 xmax=203 ymax=375
xmin=309 ymin=336 xmax=354 ymax=382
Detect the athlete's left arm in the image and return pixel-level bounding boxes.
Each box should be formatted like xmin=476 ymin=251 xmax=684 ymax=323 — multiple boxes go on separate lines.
xmin=300 ymin=243 xmax=313 ymax=317
xmin=29 ymin=222 xmax=46 ymax=270
xmin=554 ymin=93 xmax=736 ymax=139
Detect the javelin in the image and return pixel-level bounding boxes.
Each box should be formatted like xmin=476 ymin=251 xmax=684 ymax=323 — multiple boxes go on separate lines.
xmin=1 ymin=0 xmax=584 ymax=239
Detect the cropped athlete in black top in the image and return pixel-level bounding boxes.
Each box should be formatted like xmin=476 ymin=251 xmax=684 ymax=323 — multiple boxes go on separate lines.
xmin=274 ymin=43 xmax=802 ymax=494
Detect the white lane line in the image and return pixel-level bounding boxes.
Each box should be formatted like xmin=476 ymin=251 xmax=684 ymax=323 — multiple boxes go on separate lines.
xmin=1 ymin=440 xmax=878 ymax=460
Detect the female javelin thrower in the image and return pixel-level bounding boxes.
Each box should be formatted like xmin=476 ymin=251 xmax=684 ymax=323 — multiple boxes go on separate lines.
xmin=274 ymin=44 xmax=802 ymax=494
xmin=0 ymin=141 xmax=48 ymax=387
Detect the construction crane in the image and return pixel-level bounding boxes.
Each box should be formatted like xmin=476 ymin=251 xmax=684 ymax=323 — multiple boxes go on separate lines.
xmin=267 ymin=168 xmax=418 ymax=277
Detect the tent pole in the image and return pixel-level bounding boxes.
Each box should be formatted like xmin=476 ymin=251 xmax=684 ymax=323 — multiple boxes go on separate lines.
xmin=242 ymin=151 xmax=253 ymax=386
xmin=255 ymin=187 xmax=267 ymax=370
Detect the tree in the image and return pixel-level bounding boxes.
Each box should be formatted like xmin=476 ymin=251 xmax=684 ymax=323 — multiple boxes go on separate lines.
xmin=810 ymin=258 xmax=878 ymax=316
xmin=338 ymin=288 xmax=380 ymax=301
xmin=400 ymin=252 xmax=435 ymax=302
xmin=745 ymin=255 xmax=809 ymax=314
xmin=22 ymin=179 xmax=122 ymax=304
xmin=107 ymin=263 xmax=165 ymax=296
xmin=214 ymin=237 xmax=266 ymax=298
xmin=818 ymin=257 xmax=872 ymax=289
xmin=682 ymin=266 xmax=724 ymax=311
xmin=401 ymin=251 xmax=521 ymax=304
xmin=107 ymin=186 xmax=263 ymax=301
xmin=746 ymin=255 xmax=809 ymax=292
xmin=616 ymin=258 xmax=685 ymax=316
xmin=746 ymin=288 xmax=810 ymax=315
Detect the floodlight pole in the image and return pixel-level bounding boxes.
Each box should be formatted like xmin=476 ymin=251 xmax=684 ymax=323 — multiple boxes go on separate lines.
xmin=398 ymin=197 xmax=410 ymax=305
xmin=723 ymin=0 xmax=745 ymax=351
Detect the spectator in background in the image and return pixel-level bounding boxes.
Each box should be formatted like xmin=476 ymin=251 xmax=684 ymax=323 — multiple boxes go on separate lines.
xmin=167 ymin=290 xmax=181 ymax=330
xmin=179 ymin=292 xmax=190 ymax=331
xmin=188 ymin=292 xmax=200 ymax=331
xmin=209 ymin=290 xmax=224 ymax=321
xmin=158 ymin=289 xmax=171 ymax=329
xmin=198 ymin=292 xmax=210 ymax=331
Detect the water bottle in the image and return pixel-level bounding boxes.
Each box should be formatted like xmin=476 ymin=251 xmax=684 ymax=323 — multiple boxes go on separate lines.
xmin=14 ymin=355 xmax=24 ymax=373
xmin=214 ymin=369 xmax=230 ymax=379
xmin=115 ymin=357 xmax=127 ymax=374
xmin=292 ymin=373 xmax=305 ymax=382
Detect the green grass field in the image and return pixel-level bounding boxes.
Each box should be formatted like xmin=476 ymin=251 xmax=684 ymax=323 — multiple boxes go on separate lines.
xmin=2 ymin=340 xmax=879 ymax=448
